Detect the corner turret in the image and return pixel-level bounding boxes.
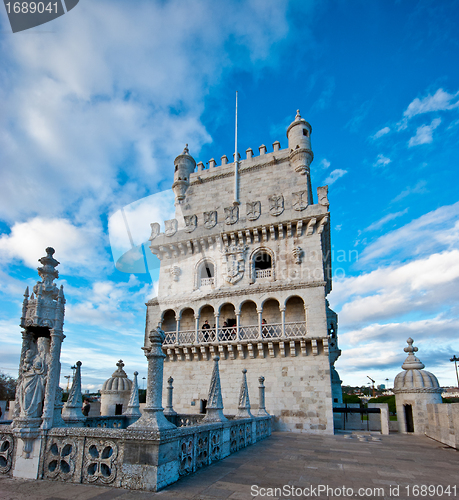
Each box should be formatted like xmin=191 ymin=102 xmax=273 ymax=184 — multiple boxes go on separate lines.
xmin=287 ymin=110 xmax=314 ymax=202
xmin=172 ymin=144 xmax=196 ymax=203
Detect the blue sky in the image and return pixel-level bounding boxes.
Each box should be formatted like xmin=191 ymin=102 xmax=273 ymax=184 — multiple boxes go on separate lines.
xmin=1 ymin=0 xmax=459 ymax=391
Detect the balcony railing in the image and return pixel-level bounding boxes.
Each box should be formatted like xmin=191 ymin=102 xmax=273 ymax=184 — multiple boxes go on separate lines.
xmin=163 ymin=321 xmax=307 ymax=346
xmin=255 ymin=268 xmax=272 ymax=279
xmin=200 ymin=277 xmax=215 ymax=286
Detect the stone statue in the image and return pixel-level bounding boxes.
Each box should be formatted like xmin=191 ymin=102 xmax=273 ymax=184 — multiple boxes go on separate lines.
xmin=18 ymin=349 xmax=47 ymax=418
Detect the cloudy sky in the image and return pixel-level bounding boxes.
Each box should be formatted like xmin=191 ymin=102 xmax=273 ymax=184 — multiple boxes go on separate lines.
xmin=0 ymin=0 xmax=458 ymax=391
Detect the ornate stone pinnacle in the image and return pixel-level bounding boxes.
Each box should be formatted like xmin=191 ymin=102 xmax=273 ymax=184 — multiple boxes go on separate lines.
xmin=183 ymin=144 xmax=189 ymax=155
xmin=401 ymin=338 xmax=425 ymax=371
xmin=62 ymin=361 xmax=85 ymax=423
xmin=36 ymin=247 xmax=60 ymax=296
xmin=124 ymin=370 xmax=141 ymax=418
xmin=116 ymin=360 xmax=125 ymax=370
xmin=296 ymin=109 xmax=301 ymax=120
xmin=237 ymin=368 xmax=253 ymax=418
xmin=203 ymin=355 xmax=227 ymax=422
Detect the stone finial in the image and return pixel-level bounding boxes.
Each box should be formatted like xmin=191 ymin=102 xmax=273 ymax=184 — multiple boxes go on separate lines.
xmin=237 ymin=368 xmax=253 ymax=418
xmin=401 ymin=338 xmax=425 ymax=370
xmin=273 ymin=141 xmax=280 ymax=152
xmin=259 ymin=145 xmax=267 ymax=155
xmin=209 ymin=158 xmax=216 ymax=169
xmin=197 ymin=161 xmax=204 ymax=172
xmin=221 ymin=155 xmax=228 ymax=165
xmin=36 ymin=247 xmax=60 ymax=297
xmin=203 ymin=356 xmax=227 ymax=422
xmin=296 ymin=109 xmax=301 ymax=120
xmin=258 ymin=375 xmax=269 ymax=416
xmin=124 ymin=371 xmax=141 ymax=417
xmin=62 ymin=361 xmax=85 ymax=424
xmin=246 ymin=148 xmax=253 ymax=159
xmin=183 ymin=144 xmax=189 ymax=155
xmin=164 ymin=376 xmax=177 ymax=416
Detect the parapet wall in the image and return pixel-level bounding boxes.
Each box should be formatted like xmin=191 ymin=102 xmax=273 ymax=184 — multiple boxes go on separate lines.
xmin=425 ymin=403 xmax=459 ymax=449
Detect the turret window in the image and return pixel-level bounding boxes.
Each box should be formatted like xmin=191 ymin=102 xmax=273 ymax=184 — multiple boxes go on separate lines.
xmin=254 ymin=251 xmax=272 ymax=279
xmin=200 ymin=261 xmax=215 ymax=286
xmin=303 ymin=129 xmax=309 ymax=137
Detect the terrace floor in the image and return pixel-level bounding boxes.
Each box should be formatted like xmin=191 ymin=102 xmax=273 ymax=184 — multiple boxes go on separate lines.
xmin=1 ymin=431 xmax=458 ymax=500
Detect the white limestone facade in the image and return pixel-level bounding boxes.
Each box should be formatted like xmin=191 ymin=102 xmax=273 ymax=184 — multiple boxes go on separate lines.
xmin=145 ymin=110 xmax=341 ymax=434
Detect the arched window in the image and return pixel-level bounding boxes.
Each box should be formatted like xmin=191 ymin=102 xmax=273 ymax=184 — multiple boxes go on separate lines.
xmin=253 ymin=250 xmax=272 ymax=279
xmin=200 ymin=261 xmax=215 ymax=287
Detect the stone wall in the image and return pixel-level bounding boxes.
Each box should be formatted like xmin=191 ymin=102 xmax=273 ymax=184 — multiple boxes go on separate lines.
xmin=395 ymin=391 xmax=442 ymax=434
xmin=0 ymin=415 xmax=272 ymax=491
xmin=164 ymin=348 xmax=334 ymax=434
xmin=425 ymin=403 xmax=459 ymax=449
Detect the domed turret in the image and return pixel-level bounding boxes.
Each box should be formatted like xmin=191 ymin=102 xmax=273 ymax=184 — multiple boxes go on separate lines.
xmin=100 ymin=360 xmax=133 ymax=416
xmin=287 ymin=110 xmax=313 ymax=176
xmin=393 ymin=338 xmax=442 ymax=434
xmin=172 ymin=144 xmax=196 ymax=203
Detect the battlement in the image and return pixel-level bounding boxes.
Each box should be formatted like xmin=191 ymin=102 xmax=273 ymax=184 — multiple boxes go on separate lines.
xmin=192 ymin=140 xmax=288 ymax=178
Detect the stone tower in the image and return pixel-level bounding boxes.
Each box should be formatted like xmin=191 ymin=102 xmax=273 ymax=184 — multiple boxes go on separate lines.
xmin=146 ymin=111 xmax=341 ymax=433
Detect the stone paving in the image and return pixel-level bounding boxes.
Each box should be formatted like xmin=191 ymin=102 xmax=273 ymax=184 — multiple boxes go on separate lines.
xmin=1 ymin=432 xmax=458 ymax=500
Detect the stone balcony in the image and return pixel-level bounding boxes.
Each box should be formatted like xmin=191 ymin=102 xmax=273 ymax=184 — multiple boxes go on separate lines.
xmin=162 ymin=321 xmax=335 ymax=361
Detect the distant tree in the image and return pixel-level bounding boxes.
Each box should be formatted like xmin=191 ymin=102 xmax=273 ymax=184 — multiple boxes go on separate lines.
xmin=368 ymin=395 xmax=396 ymax=415
xmin=0 ymin=372 xmax=17 ymax=401
xmin=342 ymin=393 xmax=362 ymax=405
xmin=442 ymin=397 xmax=459 ymax=404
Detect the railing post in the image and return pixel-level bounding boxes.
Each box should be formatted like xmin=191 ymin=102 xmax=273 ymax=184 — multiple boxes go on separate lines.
xmin=304 ymin=305 xmax=308 ymax=335
xmin=257 ymin=309 xmax=263 ymax=339
xmin=236 ymin=312 xmax=241 ymax=341
xmin=280 ymin=307 xmax=286 ymax=338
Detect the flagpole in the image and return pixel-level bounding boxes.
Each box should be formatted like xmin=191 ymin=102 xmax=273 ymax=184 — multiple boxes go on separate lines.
xmin=234 ymin=91 xmax=240 ymax=205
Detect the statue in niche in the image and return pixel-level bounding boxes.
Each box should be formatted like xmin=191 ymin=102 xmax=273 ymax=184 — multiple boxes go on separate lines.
xmin=204 ymin=211 xmax=217 ymax=229
xmin=246 ymin=201 xmax=261 ymax=221
xmin=17 ymin=348 xmax=47 ymax=419
xmin=149 ymin=222 xmax=160 ymax=241
xmin=269 ymin=194 xmax=284 ymax=216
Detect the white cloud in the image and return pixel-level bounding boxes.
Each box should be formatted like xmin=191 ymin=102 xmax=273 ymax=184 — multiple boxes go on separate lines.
xmin=319 ymin=159 xmax=331 ymax=169
xmin=324 ymin=168 xmax=347 ymax=185
xmin=371 ymin=126 xmax=390 ymax=140
xmin=0 ymin=217 xmax=110 ymax=276
xmin=403 ymin=88 xmax=459 ymax=118
xmin=358 ymin=201 xmax=459 ymax=265
xmin=0 ymin=0 xmax=293 ymax=224
xmin=408 ymin=118 xmax=441 ymax=147
xmin=392 ymin=179 xmax=428 ymax=203
xmin=365 ymin=209 xmax=408 ymax=232
xmin=373 ymin=154 xmax=391 ymax=167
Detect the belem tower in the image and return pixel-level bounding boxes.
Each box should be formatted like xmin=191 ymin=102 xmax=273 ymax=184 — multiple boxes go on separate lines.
xmin=146 ymin=110 xmax=342 ymax=434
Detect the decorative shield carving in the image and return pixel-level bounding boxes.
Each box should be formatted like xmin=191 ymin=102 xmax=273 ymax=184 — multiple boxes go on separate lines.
xmin=204 ymin=211 xmax=217 ymax=229
xmin=170 ymin=266 xmax=180 ymax=281
xmin=149 ymin=222 xmax=160 ymax=240
xmin=317 ymin=186 xmax=330 ymax=207
xmin=293 ymin=191 xmax=308 ymax=211
xmin=269 ymin=194 xmax=284 ymax=216
xmin=246 ymin=201 xmax=261 ymax=221
xmin=224 ymin=206 xmax=239 ymax=225
xmin=165 ymin=219 xmax=178 ymax=237
xmin=184 ymin=215 xmax=197 ymax=233
xmin=223 ymin=245 xmax=247 ymax=284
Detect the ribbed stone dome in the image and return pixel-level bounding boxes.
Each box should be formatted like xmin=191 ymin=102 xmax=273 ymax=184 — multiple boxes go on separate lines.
xmin=394 ymin=369 xmax=440 ymax=390
xmin=101 ymin=360 xmax=132 ymax=393
xmin=393 ymin=338 xmax=441 ymax=393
